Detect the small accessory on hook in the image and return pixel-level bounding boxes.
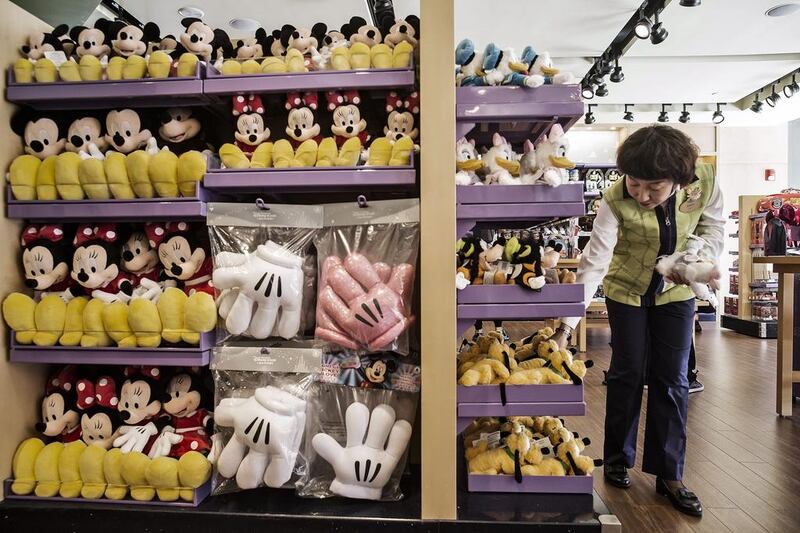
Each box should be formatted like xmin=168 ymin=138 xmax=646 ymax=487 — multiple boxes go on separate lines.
xmin=357 ymin=195 xmax=369 ymax=208
xmin=255 ymin=198 xmax=270 ymax=210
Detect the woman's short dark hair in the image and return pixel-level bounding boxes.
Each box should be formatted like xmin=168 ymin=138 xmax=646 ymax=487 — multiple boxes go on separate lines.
xmin=617 ymin=125 xmax=699 ymax=186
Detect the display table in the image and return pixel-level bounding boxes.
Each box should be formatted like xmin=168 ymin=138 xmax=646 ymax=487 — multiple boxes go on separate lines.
xmin=753 ymin=256 xmax=800 ymax=416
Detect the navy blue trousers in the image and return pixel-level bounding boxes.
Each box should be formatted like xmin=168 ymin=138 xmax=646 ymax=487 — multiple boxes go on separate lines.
xmin=604 ymin=297 xmax=694 ymax=480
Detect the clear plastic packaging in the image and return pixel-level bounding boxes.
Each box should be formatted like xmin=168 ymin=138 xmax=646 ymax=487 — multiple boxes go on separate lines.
xmin=207 ymin=202 xmax=324 ymax=342
xmin=313 ymin=199 xmax=420 ymax=355
xmin=210 ymin=344 xmax=321 ymax=495
xmin=296 ymin=382 xmax=418 ymax=501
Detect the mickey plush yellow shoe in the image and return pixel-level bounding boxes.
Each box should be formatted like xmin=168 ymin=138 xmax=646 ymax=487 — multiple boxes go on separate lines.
xmin=107 ymin=56 xmax=125 ymax=80
xmin=367 ymin=137 xmax=392 ymax=166
xmin=158 ymin=287 xmax=187 ymax=344
xmin=129 ymin=298 xmax=162 ymax=347
xmin=182 ymin=291 xmax=216 ymax=345
xmin=147 ymin=456 xmax=180 ymax=502
xmin=105 ymin=152 xmax=135 ymax=199
xmin=81 ymin=298 xmax=112 ymax=347
xmin=34 ymin=58 xmax=58 ymax=83
xmin=11 ymin=438 xmax=45 ymax=495
xmin=249 ymin=142 xmax=274 ymax=169
xmin=349 ymin=43 xmax=371 ymax=69
xmin=149 ymin=149 xmax=179 ymax=197
xmin=261 ymin=57 xmax=288 ymax=74
xmin=178 ymin=451 xmax=212 ymax=502
xmin=292 ymin=139 xmax=318 ymax=167
xmin=58 ymin=59 xmax=81 ymax=82
xmin=147 ymin=51 xmax=171 ymax=79
xmin=79 ymin=158 xmax=111 ymax=199
xmin=285 ymin=48 xmax=307 ymax=73
xmin=336 ymin=137 xmax=362 ymax=167
xmin=176 ymin=52 xmax=198 ymax=77
xmin=242 ymin=59 xmax=261 ymax=74
xmin=370 ymin=44 xmax=392 ymax=69
xmin=389 ymin=136 xmax=414 ymax=166
xmin=103 ymin=448 xmax=128 ymax=500
xmin=9 ymin=154 xmax=40 ymax=200
xmin=55 ymin=151 xmax=84 ymax=200
xmin=14 ymin=58 xmax=34 ymax=83
xmin=33 ymin=294 xmax=66 ymax=347
xmin=272 ymin=139 xmax=294 ymax=168
xmin=60 ymin=296 xmax=88 ymax=346
xmin=79 ymin=445 xmax=107 ymax=499
xmin=103 ymin=301 xmax=137 ymax=347
xmin=78 ymin=55 xmax=102 ymax=81
xmin=34 ymin=442 xmax=64 ymax=497
xmin=392 ymin=41 xmax=414 ymax=68
xmin=123 ymin=55 xmax=147 ymax=79
xmin=177 ymin=150 xmax=207 ymax=196
xmin=221 ymin=59 xmax=242 ymax=75
xmin=58 ymin=440 xmax=86 ymax=498
xmin=315 ymin=137 xmax=337 ymax=167
xmin=3 ymin=293 xmax=37 ymax=344
xmin=330 ymin=47 xmax=351 ymax=70
xmin=127 ymin=150 xmax=154 ymax=198
xmin=122 ymin=452 xmax=155 ymax=501
xmin=36 ymin=155 xmax=58 ymax=200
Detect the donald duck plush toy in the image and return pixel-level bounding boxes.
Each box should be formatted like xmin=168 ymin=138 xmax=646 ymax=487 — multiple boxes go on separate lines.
xmin=482 ymin=44 xmax=542 ymax=87
xmin=522 ymin=47 xmax=575 ymax=85
xmin=455 ymin=39 xmax=500 ymax=86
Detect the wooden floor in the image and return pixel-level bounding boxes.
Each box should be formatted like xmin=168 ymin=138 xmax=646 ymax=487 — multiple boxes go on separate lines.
xmin=502 ymin=321 xmax=800 ymax=533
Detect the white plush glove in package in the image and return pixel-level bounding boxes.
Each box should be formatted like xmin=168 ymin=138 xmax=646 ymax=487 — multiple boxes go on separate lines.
xmin=208 ymin=202 xmax=323 ymax=342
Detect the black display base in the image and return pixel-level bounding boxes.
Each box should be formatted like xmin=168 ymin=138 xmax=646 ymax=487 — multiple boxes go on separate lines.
xmin=721 ymin=314 xmax=777 ymax=338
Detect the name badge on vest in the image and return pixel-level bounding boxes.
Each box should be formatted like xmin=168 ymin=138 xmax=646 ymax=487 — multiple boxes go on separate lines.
xmin=680 ymin=186 xmax=702 ymax=213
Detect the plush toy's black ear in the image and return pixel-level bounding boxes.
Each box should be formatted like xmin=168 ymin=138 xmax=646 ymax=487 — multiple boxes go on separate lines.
xmin=181 ymin=17 xmax=201 ymax=29
xmin=235 ymin=39 xmax=244 ymax=49
xmin=143 ymin=22 xmax=161 ymax=43
xmin=280 ymin=24 xmax=295 ymax=47
xmin=350 ymin=16 xmax=368 ymax=28
xmin=255 ymin=27 xmax=266 ymax=41
xmin=311 ymin=22 xmax=327 ymax=44
xmin=10 ymin=108 xmax=35 ymax=136
xmin=52 ymin=24 xmax=69 ymax=39
xmin=42 ymin=32 xmax=65 ymax=50
xmin=69 ymin=25 xmax=86 ymax=42
xmin=213 ymin=28 xmax=234 ymax=57
xmin=407 ymin=15 xmax=420 ymax=36
xmin=108 ymin=20 xmax=125 ymax=39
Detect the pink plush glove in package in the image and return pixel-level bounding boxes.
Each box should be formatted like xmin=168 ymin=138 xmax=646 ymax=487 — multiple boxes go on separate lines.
xmin=313 ymin=199 xmax=419 ymax=355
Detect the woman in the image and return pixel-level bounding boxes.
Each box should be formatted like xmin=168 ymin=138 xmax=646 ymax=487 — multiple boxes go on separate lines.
xmin=550 ymin=125 xmax=724 ymax=517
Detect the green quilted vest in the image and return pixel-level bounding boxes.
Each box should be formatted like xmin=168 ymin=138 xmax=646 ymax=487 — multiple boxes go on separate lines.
xmin=602 ymin=163 xmax=715 ymax=307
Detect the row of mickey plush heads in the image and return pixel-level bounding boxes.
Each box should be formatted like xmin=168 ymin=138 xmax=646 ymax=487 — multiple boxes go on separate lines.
xmin=15 ymin=14 xmax=419 ymax=83
xmin=9 ymin=88 xmax=419 ymax=201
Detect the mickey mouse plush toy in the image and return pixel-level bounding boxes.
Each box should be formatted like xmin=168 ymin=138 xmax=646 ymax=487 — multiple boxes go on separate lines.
xmin=173 ymin=18 xmax=232 ymax=77
xmin=104 ymin=19 xmax=169 ymax=80
xmin=149 ymin=370 xmax=213 ymax=458
xmin=14 ymin=24 xmax=70 ymax=83
xmin=9 ymin=110 xmax=67 ymax=201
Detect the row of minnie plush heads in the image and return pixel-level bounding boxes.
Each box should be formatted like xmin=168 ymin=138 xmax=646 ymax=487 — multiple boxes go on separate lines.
xmin=16 ymin=14 xmax=420 ymax=83
xmin=10 ymin=364 xmax=214 ymax=501
xmin=2 ymin=221 xmax=216 ymax=348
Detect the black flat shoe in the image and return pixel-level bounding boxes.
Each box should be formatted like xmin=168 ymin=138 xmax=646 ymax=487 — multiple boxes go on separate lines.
xmin=604 ymin=464 xmax=631 ymax=489
xmin=656 ymin=478 xmax=703 ymax=517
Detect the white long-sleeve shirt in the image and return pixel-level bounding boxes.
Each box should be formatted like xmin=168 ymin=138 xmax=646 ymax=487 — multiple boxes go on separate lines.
xmin=562 ymin=177 xmax=725 ymax=329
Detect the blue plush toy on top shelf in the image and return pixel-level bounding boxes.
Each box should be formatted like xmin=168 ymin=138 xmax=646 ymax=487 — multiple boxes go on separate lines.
xmin=455 ymin=39 xmax=576 ymax=87
xmin=455 ymin=38 xmax=492 ymax=86
xmin=522 ymin=46 xmax=576 ymax=85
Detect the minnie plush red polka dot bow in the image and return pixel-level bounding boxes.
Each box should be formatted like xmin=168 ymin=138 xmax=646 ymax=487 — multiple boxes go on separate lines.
xmin=232 ymin=94 xmax=265 ymax=116
xmin=144 ymin=221 xmax=190 ymax=248
xmin=75 ymin=376 xmax=119 ymax=410
xmin=285 ymin=90 xmax=318 ymax=111
xmin=20 ymin=224 xmax=65 ymax=246
xmin=72 ymin=223 xmax=118 ymax=247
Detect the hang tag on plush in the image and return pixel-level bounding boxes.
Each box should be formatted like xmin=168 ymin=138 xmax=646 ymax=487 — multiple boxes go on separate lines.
xmin=534 ymin=436 xmax=551 ymax=449
xmin=44 ymin=51 xmax=68 ymax=67
xmin=472 ymin=431 xmax=502 ymax=449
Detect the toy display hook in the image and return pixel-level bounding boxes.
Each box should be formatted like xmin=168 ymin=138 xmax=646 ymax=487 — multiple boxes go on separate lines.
xmin=255 ymin=198 xmax=270 ymax=211
xmin=357 ymin=195 xmax=369 ymax=208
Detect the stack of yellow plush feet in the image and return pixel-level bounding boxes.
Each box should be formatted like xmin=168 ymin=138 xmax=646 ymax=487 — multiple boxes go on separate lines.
xmin=463 ymin=416 xmax=602 ymax=477
xmin=457 ymin=328 xmax=594 ymax=386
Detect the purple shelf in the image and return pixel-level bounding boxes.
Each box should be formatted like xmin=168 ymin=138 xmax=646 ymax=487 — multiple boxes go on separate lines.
xmin=9 ymin=331 xmax=213 ymax=366
xmin=203 ymin=160 xmax=415 ymax=192
xmin=467 ymin=473 xmax=593 ymax=494
xmin=457 ymin=302 xmax=585 ymax=337
xmin=458 ymin=284 xmax=584 ymax=305
xmin=457 ymin=183 xmax=584 ymax=205
xmin=6 ymin=64 xmax=206 ymax=110
xmin=203 ymin=63 xmax=415 ymax=95
xmin=457 ymin=383 xmax=583 ymax=404
xmin=457 ymin=401 xmax=586 ymax=434
xmin=3 ymin=478 xmax=210 ymax=507
xmin=6 ymin=183 xmax=213 ymax=221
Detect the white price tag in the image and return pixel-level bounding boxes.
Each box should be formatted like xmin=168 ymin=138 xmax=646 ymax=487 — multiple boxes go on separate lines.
xmin=44 ymin=51 xmax=68 ymax=67
xmin=534 ymin=436 xmax=551 ymax=449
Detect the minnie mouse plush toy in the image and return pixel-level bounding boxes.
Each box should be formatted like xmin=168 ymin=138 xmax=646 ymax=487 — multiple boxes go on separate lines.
xmin=272 ymin=93 xmax=324 ymax=167
xmin=218 ymin=94 xmax=275 ymax=170
xmin=77 ymin=375 xmax=122 ymax=449
xmin=323 ymin=90 xmax=369 ymax=166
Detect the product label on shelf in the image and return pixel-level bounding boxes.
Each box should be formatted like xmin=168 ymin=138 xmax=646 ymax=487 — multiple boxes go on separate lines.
xmin=533 ymin=436 xmax=551 ymax=449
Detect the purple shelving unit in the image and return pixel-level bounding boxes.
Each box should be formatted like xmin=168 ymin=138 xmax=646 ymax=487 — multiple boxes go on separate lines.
xmin=203 ymin=62 xmax=415 ymax=95
xmin=457 ymin=383 xmax=583 ymax=404
xmin=457 ymin=400 xmax=586 ymax=434
xmin=6 ymin=64 xmax=206 ymax=110
xmin=467 ymin=474 xmax=593 ymax=494
xmin=457 ymin=302 xmax=584 ymax=338
xmin=9 ymin=331 xmax=213 ymax=366
xmin=203 ymin=156 xmax=416 ymax=192
xmin=6 ymin=184 xmax=212 ymax=221
xmin=458 ymin=283 xmax=583 ymax=305
xmin=3 ymin=478 xmax=210 ymax=507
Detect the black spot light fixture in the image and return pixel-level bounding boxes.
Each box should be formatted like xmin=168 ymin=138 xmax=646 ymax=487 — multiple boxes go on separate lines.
xmin=784 ymin=73 xmax=799 ymax=98
xmin=712 ymin=103 xmax=725 ymax=124
xmin=650 ymin=10 xmax=669 ymax=44
xmin=765 ymin=84 xmax=781 ymax=107
xmin=634 ymin=7 xmax=652 ymax=39
xmin=750 ymin=91 xmax=764 ymax=113
xmin=610 ymin=57 xmax=624 ymax=83
xmin=584 ymin=104 xmax=597 ymax=124
xmin=623 ymin=104 xmax=634 ymax=122
xmin=658 ymin=104 xmax=670 ymax=123
xmin=679 ymin=103 xmax=692 ymax=123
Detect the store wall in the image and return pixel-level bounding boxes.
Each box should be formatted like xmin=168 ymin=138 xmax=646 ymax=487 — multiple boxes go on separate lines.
xmin=0 ymin=0 xmax=51 ymax=496
xmin=789 ymin=118 xmax=800 ymax=188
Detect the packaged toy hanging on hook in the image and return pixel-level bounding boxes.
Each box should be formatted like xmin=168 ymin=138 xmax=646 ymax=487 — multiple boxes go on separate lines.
xmin=296 ymin=382 xmax=418 ymax=501
xmin=210 ymin=344 xmax=320 ymax=495
xmin=208 ymin=201 xmax=323 ymax=342
xmin=314 ymin=198 xmax=419 ymax=355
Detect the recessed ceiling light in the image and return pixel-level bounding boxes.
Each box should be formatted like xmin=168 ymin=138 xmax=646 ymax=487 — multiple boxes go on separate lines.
xmin=230 ymin=18 xmax=260 ymax=31
xmin=766 ymin=3 xmax=800 ymax=16
xmin=178 ymin=6 xmax=204 ymax=18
